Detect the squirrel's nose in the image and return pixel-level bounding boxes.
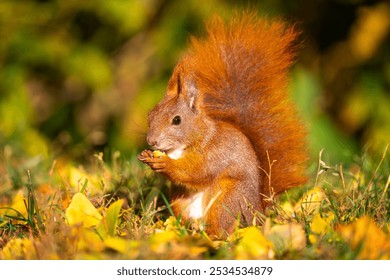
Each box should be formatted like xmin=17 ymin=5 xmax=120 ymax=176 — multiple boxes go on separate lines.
xmin=147 ymin=135 xmax=158 ymax=147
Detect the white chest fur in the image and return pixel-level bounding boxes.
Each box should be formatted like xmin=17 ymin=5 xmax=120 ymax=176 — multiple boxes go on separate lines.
xmin=167 ymin=146 xmax=185 ymax=160
xmin=188 ymin=192 xmax=204 ymax=219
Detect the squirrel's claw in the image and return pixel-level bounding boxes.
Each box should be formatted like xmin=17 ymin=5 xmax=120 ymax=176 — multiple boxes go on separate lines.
xmin=138 ymin=149 xmax=169 ymax=172
xmin=148 ymin=161 xmax=167 ymax=172
xmin=138 ymin=149 xmax=153 ymax=162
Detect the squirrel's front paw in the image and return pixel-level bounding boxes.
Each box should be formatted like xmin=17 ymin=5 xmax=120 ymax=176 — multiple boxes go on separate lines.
xmin=137 ymin=149 xmax=154 ymax=161
xmin=138 ymin=149 xmax=169 ymax=172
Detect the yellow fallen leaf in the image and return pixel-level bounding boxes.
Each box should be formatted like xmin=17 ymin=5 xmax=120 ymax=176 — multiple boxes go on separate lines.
xmin=104 ymin=236 xmax=139 ymax=258
xmin=69 ymin=167 xmax=92 ymax=191
xmin=68 ymin=166 xmax=103 ymax=195
xmin=294 ymin=187 xmax=325 ymax=215
xmin=104 ymin=237 xmax=129 ymax=254
xmin=0 ymin=238 xmax=36 ymax=259
xmin=228 ymin=226 xmax=251 ymax=242
xmin=311 ymin=214 xmax=328 ymax=235
xmin=309 ymin=212 xmax=335 ymax=244
xmin=311 ymin=212 xmax=334 ymax=235
xmin=65 ymin=192 xmax=102 ymax=228
xmin=308 ymin=234 xmax=318 ymax=244
xmin=189 ymin=246 xmax=208 ymax=256
xmin=266 ymin=223 xmax=306 ymax=253
xmin=163 ymin=216 xmax=182 ymax=233
xmin=3 ymin=190 xmax=28 ymax=225
xmin=150 ymin=230 xmax=178 ymax=254
xmin=235 ymin=226 xmax=274 ymax=259
xmin=71 ymin=226 xmax=105 ymax=258
xmin=280 ymin=201 xmax=295 ymax=217
xmin=337 ymin=216 xmax=390 ymax=259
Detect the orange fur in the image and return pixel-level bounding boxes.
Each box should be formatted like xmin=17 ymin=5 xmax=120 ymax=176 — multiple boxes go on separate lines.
xmin=185 ymin=12 xmax=307 ymax=196
xmin=139 ymin=12 xmax=308 ymax=236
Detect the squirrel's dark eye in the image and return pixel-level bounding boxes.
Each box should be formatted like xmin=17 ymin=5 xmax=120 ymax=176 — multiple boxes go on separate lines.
xmin=172 ymin=115 xmax=181 ymax=125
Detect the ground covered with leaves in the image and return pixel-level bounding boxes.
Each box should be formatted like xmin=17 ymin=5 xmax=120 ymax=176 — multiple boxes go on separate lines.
xmin=0 ymin=147 xmax=389 ymax=260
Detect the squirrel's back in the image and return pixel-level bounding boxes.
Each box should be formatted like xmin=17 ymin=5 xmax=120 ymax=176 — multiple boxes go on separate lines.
xmin=184 ymin=12 xmax=307 ymax=196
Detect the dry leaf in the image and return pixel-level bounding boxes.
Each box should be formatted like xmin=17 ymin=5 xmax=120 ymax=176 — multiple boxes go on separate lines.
xmin=266 ymin=223 xmax=306 ymax=253
xmin=294 ymin=187 xmax=325 ymax=215
xmin=4 ymin=190 xmax=28 ymax=225
xmin=235 ymin=227 xmax=274 ymax=259
xmin=150 ymin=230 xmax=178 ymax=254
xmin=311 ymin=212 xmax=334 ymax=235
xmin=309 ymin=212 xmax=335 ymax=244
xmin=337 ymin=216 xmax=390 ymax=259
xmin=65 ymin=192 xmax=102 ymax=228
xmin=0 ymin=238 xmax=36 ymax=259
xmin=104 ymin=236 xmax=139 ymax=258
xmin=68 ymin=167 xmax=103 ymax=195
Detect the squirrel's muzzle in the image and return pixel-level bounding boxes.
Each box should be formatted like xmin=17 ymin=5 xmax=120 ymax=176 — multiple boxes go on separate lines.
xmin=146 ymin=134 xmax=158 ymax=148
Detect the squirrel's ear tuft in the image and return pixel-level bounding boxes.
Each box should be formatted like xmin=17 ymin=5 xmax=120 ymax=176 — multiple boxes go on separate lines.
xmin=185 ymin=79 xmax=198 ymax=111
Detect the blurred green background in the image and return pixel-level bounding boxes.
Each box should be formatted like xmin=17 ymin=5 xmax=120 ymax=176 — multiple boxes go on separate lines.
xmin=0 ymin=0 xmax=389 ymax=164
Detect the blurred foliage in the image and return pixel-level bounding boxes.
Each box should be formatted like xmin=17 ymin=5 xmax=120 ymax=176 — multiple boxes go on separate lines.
xmin=0 ymin=0 xmax=389 ymax=163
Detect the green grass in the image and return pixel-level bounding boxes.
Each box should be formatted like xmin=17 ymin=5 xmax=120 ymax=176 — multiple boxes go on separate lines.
xmin=0 ymin=146 xmax=389 ymax=259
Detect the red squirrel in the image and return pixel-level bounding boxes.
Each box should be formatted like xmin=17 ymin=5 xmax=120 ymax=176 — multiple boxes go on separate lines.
xmin=138 ymin=12 xmax=307 ymax=237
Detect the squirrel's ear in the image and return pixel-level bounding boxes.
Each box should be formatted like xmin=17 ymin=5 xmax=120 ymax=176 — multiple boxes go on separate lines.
xmin=174 ymin=70 xmax=198 ymax=111
xmin=184 ymin=79 xmax=198 ymax=111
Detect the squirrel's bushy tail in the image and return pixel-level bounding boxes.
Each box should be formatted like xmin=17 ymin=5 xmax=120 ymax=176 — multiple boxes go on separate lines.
xmin=186 ymin=12 xmax=307 ymax=195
